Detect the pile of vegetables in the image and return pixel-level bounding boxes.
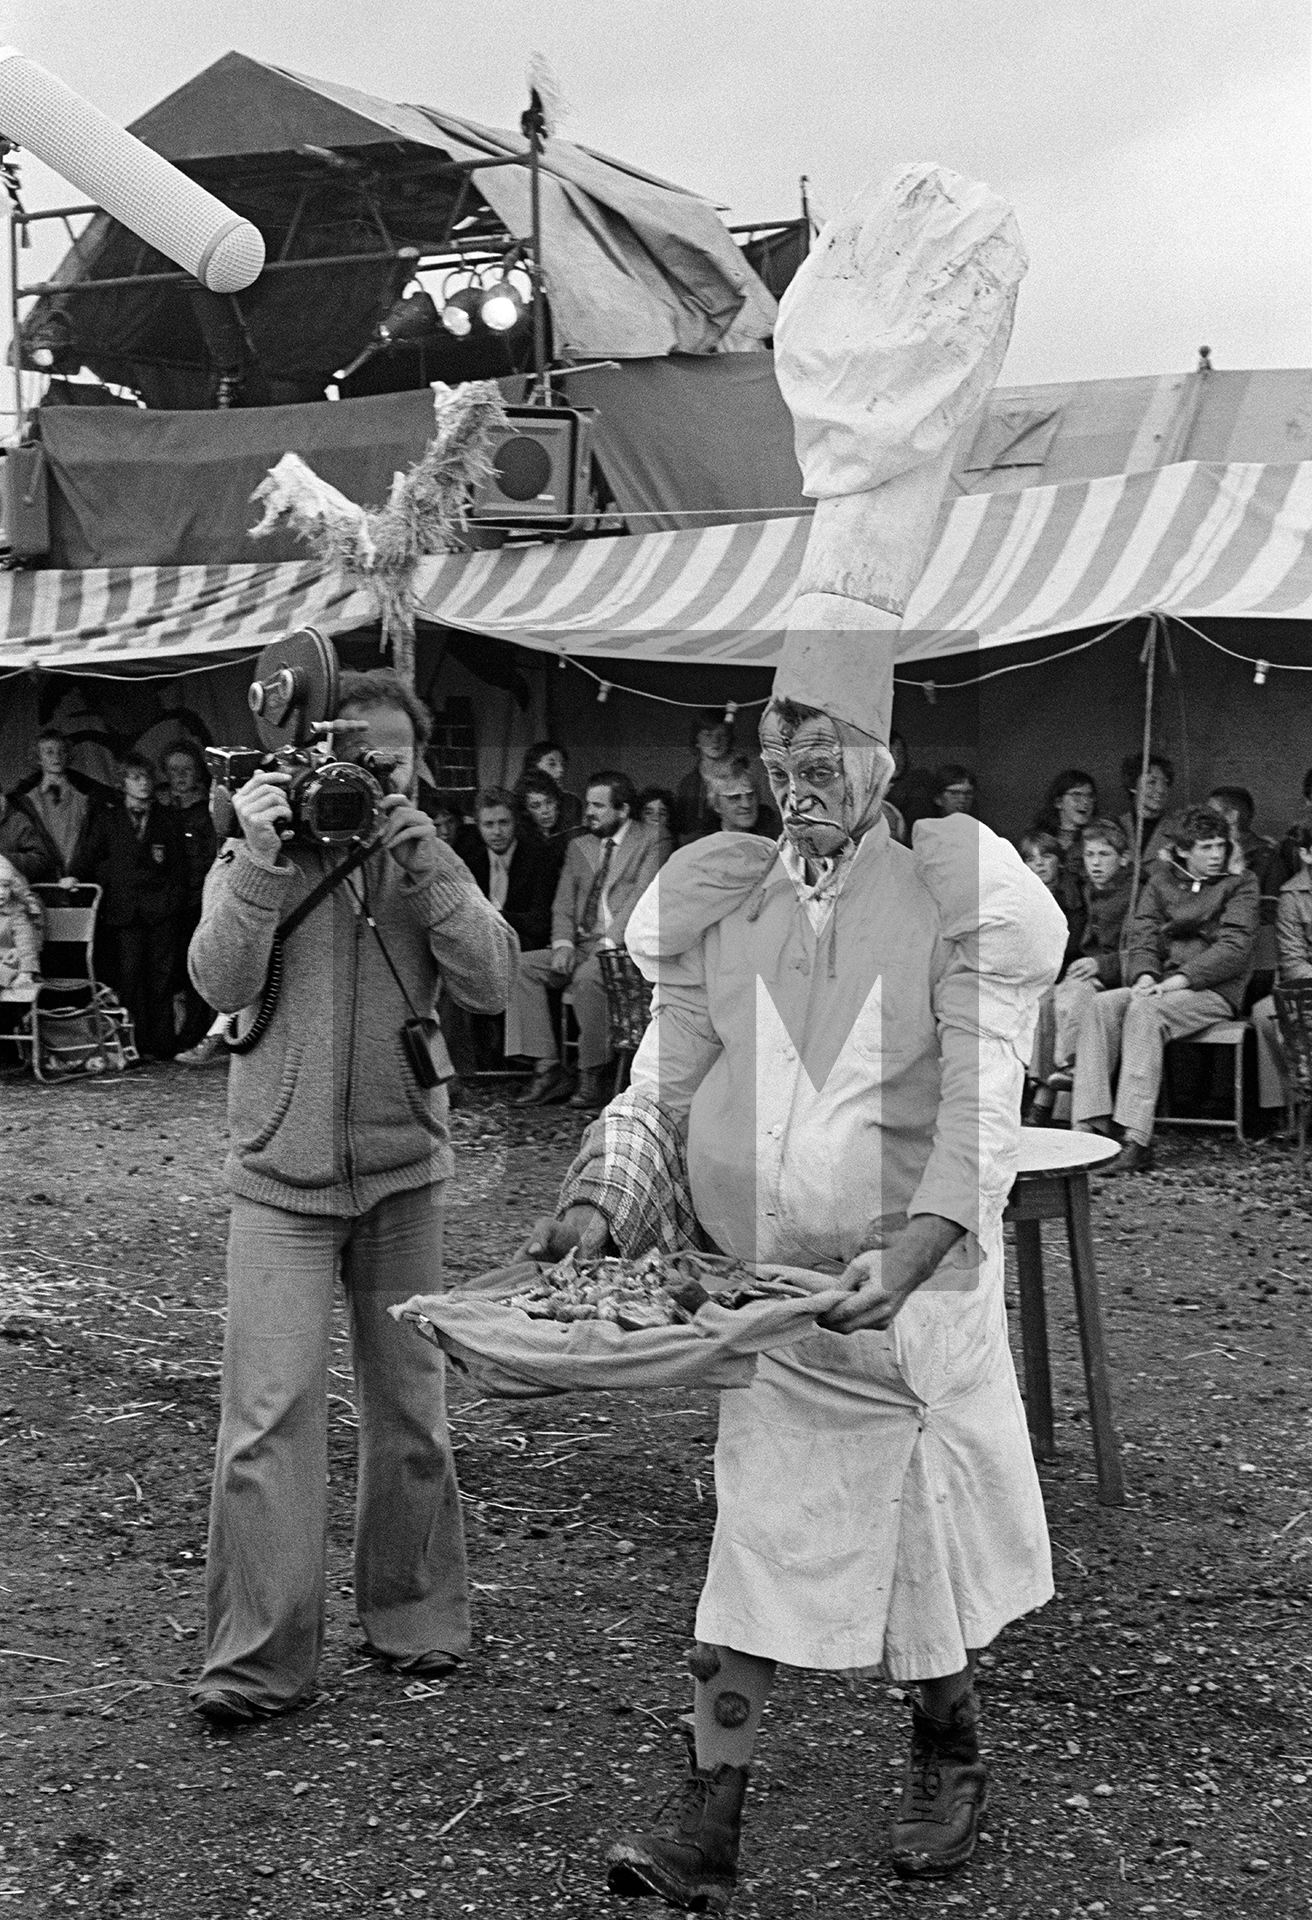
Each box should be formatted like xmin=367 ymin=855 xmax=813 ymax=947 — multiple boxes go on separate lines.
xmin=505 ymin=1248 xmax=809 ymax=1331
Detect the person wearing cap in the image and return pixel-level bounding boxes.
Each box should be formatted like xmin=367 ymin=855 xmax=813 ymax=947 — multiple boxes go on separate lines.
xmin=521 ymin=165 xmax=1066 ymax=1905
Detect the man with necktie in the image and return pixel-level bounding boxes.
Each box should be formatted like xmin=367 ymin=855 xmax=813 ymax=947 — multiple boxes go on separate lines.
xmin=508 ymin=771 xmax=664 ymax=1110
xmin=17 ymin=728 xmax=93 ymax=878
xmin=76 ymin=751 xmax=185 ymax=1059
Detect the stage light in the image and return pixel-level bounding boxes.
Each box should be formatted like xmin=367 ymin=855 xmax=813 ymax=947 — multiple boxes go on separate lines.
xmin=23 ymin=310 xmax=73 ymax=371
xmin=438 ymin=269 xmax=484 ymax=339
xmin=479 ymin=264 xmax=533 ymax=335
xmin=480 ymin=282 xmax=524 ymax=333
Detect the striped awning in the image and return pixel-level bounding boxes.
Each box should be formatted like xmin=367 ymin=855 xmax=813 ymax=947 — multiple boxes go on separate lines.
xmin=3 ymin=459 xmax=1310 ymax=672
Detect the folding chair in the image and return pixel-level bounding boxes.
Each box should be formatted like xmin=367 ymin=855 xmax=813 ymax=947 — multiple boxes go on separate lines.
xmin=25 ymin=883 xmax=138 ymax=1081
xmin=1274 ymin=985 xmax=1312 ymax=1171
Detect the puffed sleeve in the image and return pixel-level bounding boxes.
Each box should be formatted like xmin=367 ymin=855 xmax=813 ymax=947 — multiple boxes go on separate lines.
xmin=906 ymin=815 xmax=1069 ymax=1240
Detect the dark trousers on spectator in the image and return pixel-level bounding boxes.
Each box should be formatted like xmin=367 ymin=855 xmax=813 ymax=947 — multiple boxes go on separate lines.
xmin=108 ymin=918 xmax=177 ymax=1059
xmin=175 ymin=898 xmax=213 ymax=1050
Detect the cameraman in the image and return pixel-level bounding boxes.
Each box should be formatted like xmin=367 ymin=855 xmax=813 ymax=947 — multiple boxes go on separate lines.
xmin=187 ymin=669 xmax=515 ymax=1727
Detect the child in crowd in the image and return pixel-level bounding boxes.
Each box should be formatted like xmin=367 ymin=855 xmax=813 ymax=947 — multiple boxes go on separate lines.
xmin=1020 ymin=829 xmax=1085 ymax=963
xmin=0 ymin=853 xmax=43 ymax=991
xmin=1026 ymin=819 xmax=1133 ymax=1122
xmin=1032 ymin=768 xmax=1098 ymax=881
xmin=1071 ymin=806 xmax=1259 ymax=1174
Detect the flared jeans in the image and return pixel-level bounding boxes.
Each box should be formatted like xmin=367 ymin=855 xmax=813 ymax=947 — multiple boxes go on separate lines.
xmin=195 ymin=1184 xmax=470 ymax=1712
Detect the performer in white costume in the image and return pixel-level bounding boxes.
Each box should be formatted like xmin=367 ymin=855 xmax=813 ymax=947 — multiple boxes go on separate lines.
xmin=525 ymin=166 xmax=1068 ymax=1908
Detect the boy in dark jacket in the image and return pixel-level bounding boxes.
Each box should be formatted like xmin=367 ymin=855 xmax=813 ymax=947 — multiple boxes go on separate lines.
xmin=1071 ymin=807 xmax=1259 ymax=1173
xmin=76 ymin=752 xmax=185 ymax=1058
xmin=1026 ymin=819 xmax=1131 ymax=1116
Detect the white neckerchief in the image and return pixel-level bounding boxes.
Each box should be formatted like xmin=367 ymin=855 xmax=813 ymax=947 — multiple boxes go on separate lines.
xmin=778 ymin=816 xmax=888 ymax=934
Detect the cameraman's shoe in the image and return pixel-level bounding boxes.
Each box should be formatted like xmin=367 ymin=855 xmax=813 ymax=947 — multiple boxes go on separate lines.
xmin=606 ymin=1741 xmax=748 ymax=1913
xmin=176 ymin=1033 xmax=228 ymax=1068
xmin=890 ymin=1687 xmax=988 ymax=1879
xmin=513 ymin=1063 xmax=574 ymax=1106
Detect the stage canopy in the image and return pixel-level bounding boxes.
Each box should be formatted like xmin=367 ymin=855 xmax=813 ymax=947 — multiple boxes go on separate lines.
xmin=3 ymin=460 xmax=1310 ymax=675
xmin=21 ymin=52 xmax=775 ymax=409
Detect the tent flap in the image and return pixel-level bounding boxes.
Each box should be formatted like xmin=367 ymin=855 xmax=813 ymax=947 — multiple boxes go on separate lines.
xmin=3 ymin=460 xmax=1310 ymax=673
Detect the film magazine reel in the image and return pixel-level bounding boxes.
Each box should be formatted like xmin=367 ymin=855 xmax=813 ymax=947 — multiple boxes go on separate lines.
xmin=208 ymin=629 xmax=395 ymax=848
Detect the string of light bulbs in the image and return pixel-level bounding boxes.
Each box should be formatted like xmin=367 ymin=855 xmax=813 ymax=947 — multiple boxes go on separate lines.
xmin=1160 ymin=610 xmax=1312 ymax=684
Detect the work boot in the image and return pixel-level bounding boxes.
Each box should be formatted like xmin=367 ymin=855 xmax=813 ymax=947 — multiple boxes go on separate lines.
xmin=606 ymin=1739 xmax=748 ymax=1914
xmin=568 ymin=1066 xmax=612 ymax=1110
xmin=889 ymin=1687 xmax=988 ymax=1880
xmin=1099 ymin=1138 xmax=1154 ymax=1176
xmin=513 ymin=1063 xmax=574 ymax=1106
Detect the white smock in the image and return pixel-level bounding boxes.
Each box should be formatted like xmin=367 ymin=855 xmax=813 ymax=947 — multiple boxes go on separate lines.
xmin=625 ymin=814 xmax=1068 ymax=1679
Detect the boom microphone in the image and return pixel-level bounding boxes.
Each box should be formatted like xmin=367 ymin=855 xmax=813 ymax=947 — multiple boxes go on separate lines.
xmin=0 ymin=47 xmax=265 ymax=294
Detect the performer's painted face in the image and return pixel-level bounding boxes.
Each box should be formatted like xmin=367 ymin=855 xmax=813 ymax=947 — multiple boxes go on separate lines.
xmin=759 ymin=708 xmax=854 ymax=861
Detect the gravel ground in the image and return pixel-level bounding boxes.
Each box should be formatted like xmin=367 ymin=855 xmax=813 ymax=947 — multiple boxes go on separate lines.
xmin=1 ymin=1065 xmax=1309 ymax=1919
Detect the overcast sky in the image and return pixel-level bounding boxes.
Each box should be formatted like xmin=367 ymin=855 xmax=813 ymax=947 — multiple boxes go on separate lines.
xmin=9 ymin=0 xmax=1311 ymax=386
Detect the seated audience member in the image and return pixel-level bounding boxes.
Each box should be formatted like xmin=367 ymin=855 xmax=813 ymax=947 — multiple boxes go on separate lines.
xmin=1034 ymin=768 xmax=1098 ymax=878
xmin=76 ymin=752 xmax=186 ymax=1060
xmin=507 ymin=772 xmax=663 ymax=1111
xmin=1020 ymin=829 xmax=1085 ymax=963
xmin=1071 ymin=806 xmax=1259 ymax=1174
xmin=1251 ymin=824 xmax=1312 ymax=1121
xmin=933 ymin=763 xmax=979 ymax=818
xmin=419 ymin=789 xmax=468 ymax=848
xmin=1272 ymin=765 xmax=1312 ymax=889
xmin=1026 ymin=818 xmax=1132 ymax=1120
xmin=0 ymin=854 xmax=42 ymax=990
xmin=513 ymin=770 xmax=575 ymax=873
xmin=709 ymin=755 xmax=782 ymax=841
xmin=0 ymin=789 xmax=55 ymax=882
xmin=15 ymin=727 xmax=94 ymax=877
xmin=636 ymin=785 xmax=678 ymax=845
xmin=1207 ymin=785 xmax=1281 ymax=997
xmin=162 ymin=742 xmax=218 ymax=1054
xmin=521 ymin=741 xmax=582 ymax=832
xmin=886 ymin=731 xmax=937 ymax=836
xmin=675 ymin=711 xmax=740 ymax=843
xmin=463 ymin=788 xmax=556 ymax=954
xmin=1118 ymin=752 xmax=1175 ymax=879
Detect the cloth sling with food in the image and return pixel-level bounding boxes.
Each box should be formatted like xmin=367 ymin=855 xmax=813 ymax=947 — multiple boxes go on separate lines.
xmin=390 ymin=1247 xmax=849 ymax=1399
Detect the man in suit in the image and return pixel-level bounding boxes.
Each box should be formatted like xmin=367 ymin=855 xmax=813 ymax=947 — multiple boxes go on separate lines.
xmin=14 ymin=728 xmax=96 ymax=878
xmin=463 ymin=788 xmax=557 ymax=954
xmin=508 ymin=771 xmax=663 ymax=1110
xmin=76 ymin=751 xmax=185 ymax=1059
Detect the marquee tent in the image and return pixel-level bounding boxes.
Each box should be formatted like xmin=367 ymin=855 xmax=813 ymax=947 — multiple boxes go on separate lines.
xmin=5 ymin=458 xmax=1310 ymax=675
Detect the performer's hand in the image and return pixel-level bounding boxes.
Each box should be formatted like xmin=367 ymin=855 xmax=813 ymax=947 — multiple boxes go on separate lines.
xmin=233 ymin=772 xmax=292 ymax=862
xmin=517 ymin=1204 xmax=614 ymax=1263
xmin=819 ymin=1214 xmax=966 ymax=1334
xmin=378 ymin=792 xmax=441 ymax=878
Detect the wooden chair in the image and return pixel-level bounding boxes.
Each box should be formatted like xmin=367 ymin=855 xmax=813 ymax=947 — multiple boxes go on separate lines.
xmin=1157 ymin=1018 xmax=1250 ymax=1141
xmin=1274 ymin=984 xmax=1312 ymax=1170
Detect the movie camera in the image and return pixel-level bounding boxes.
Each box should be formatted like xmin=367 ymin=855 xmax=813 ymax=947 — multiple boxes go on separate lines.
xmin=205 ymin=630 xmax=399 ymax=847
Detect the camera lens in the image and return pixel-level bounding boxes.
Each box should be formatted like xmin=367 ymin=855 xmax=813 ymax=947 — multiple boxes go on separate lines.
xmin=298 ymin=763 xmax=381 ymax=844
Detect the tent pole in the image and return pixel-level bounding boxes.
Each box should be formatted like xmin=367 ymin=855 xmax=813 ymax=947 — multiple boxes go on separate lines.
xmin=1126 ymin=611 xmax=1160 ymax=927
xmin=5 ymin=171 xmax=24 ymax=437
xmin=523 ymin=88 xmax=549 ymax=402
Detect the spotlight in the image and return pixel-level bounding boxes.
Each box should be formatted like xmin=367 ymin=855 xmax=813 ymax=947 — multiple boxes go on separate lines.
xmin=479 ymin=264 xmax=532 ymax=335
xmin=480 ymin=281 xmax=524 ymax=334
xmin=440 ymin=288 xmax=481 ymax=338
xmin=23 ymin=310 xmax=73 ymax=371
xmin=333 ymin=285 xmax=440 ymax=382
xmin=438 ymin=269 xmax=484 ymax=338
